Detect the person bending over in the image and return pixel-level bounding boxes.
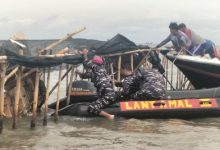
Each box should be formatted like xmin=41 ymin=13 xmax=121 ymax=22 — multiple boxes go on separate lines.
xmin=155 ymin=22 xmax=191 ymax=53
xmin=119 ymin=67 xmax=166 ymax=100
xmin=76 ymin=49 xmax=115 ymax=120
xmin=178 ymin=23 xmax=219 ymax=58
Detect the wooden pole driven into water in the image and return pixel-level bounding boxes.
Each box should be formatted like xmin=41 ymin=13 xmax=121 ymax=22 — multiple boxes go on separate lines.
xmin=66 ymin=64 xmax=69 ymax=96
xmin=12 ymin=49 xmax=23 ymax=129
xmin=30 ymin=68 xmax=40 ymax=129
xmin=43 ymin=67 xmax=51 ymax=126
xmin=12 ymin=66 xmax=22 ymax=129
xmin=131 ymin=54 xmax=134 ymax=72
xmin=54 ymin=65 xmax=63 ymax=121
xmin=117 ymin=56 xmax=121 ymax=81
xmin=0 ymin=63 xmax=6 ymax=134
xmin=166 ymin=59 xmax=169 ymax=89
xmin=66 ymin=66 xmax=75 ymax=106
xmin=110 ymin=63 xmax=115 ymax=87
xmin=43 ymin=50 xmax=52 ymax=126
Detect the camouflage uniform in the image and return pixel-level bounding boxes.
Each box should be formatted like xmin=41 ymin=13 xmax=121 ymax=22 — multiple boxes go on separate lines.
xmin=122 ymin=68 xmax=166 ymax=100
xmin=80 ymin=60 xmax=115 ymax=115
xmin=121 ymin=74 xmax=140 ymax=99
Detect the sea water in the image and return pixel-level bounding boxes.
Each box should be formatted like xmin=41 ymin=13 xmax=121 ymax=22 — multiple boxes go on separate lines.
xmin=0 ymin=70 xmax=220 ymax=150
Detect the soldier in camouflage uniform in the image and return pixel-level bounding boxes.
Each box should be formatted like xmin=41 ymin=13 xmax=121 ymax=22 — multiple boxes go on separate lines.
xmin=76 ymin=50 xmax=115 ymax=120
xmin=121 ymin=68 xmax=166 ymax=100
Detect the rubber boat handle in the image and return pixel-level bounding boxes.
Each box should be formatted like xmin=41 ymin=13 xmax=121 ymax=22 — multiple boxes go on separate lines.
xmin=153 ymin=102 xmax=165 ymax=106
xmin=199 ymin=101 xmax=212 ymax=105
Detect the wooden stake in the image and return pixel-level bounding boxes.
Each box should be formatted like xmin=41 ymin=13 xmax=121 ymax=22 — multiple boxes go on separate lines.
xmin=30 ymin=68 xmax=40 ymax=129
xmin=66 ymin=64 xmax=69 ymax=96
xmin=110 ymin=63 xmax=115 ymax=87
xmin=66 ymin=66 xmax=74 ymax=106
xmin=12 ymin=66 xmax=22 ymax=129
xmin=12 ymin=49 xmax=23 ymax=129
xmin=0 ymin=63 xmax=6 ymax=134
xmin=54 ymin=65 xmax=62 ymax=121
xmin=165 ymin=58 xmax=168 ymax=90
xmin=130 ymin=54 xmax=134 ymax=72
xmin=117 ymin=56 xmax=121 ymax=81
xmin=43 ymin=67 xmax=51 ymax=126
xmin=171 ymin=62 xmax=173 ymax=90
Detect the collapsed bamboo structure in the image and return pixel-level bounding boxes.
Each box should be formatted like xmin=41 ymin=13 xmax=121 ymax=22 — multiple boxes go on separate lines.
xmin=0 ymin=27 xmax=193 ymax=134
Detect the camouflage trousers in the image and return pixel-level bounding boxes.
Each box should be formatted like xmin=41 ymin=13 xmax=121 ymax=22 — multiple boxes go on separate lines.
xmin=88 ymin=87 xmax=115 ymax=115
xmin=133 ymin=84 xmax=166 ymax=100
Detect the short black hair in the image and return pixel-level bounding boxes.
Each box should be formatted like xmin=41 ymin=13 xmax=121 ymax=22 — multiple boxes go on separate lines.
xmin=169 ymin=22 xmax=178 ymax=30
xmin=178 ymin=23 xmax=186 ymax=29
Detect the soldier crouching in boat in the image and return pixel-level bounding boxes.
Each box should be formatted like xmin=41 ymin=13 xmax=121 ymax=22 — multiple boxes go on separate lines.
xmin=75 ymin=49 xmax=115 ymax=120
xmin=117 ymin=67 xmax=166 ymax=100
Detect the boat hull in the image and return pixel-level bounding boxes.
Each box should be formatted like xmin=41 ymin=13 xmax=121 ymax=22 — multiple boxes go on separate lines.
xmin=49 ymin=81 xmax=220 ymax=119
xmin=166 ymin=54 xmax=220 ymax=89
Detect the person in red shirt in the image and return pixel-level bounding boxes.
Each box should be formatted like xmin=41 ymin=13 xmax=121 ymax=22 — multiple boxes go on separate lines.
xmin=178 ymin=23 xmax=219 ymax=58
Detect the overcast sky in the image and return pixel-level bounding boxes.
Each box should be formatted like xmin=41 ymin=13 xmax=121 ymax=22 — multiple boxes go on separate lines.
xmin=0 ymin=0 xmax=220 ymax=44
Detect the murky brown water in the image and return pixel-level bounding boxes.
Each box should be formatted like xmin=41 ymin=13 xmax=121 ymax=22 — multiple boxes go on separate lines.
xmin=1 ymin=71 xmax=220 ymax=150
xmin=1 ymin=117 xmax=220 ymax=150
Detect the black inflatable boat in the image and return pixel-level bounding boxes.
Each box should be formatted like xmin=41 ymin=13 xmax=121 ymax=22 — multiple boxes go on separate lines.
xmin=49 ymin=81 xmax=220 ymax=119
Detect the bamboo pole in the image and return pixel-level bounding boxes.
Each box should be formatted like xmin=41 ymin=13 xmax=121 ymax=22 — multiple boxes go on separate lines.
xmin=12 ymin=66 xmax=22 ymax=129
xmin=165 ymin=58 xmax=168 ymax=90
xmin=66 ymin=66 xmax=75 ymax=106
xmin=130 ymin=54 xmax=134 ymax=72
xmin=30 ymin=68 xmax=40 ymax=129
xmin=66 ymin=64 xmax=69 ymax=96
xmin=117 ymin=56 xmax=121 ymax=81
xmin=101 ymin=48 xmax=167 ymax=57
xmin=12 ymin=49 xmax=23 ymax=129
xmin=49 ymin=67 xmax=71 ymax=96
xmin=43 ymin=67 xmax=51 ymax=126
xmin=171 ymin=62 xmax=173 ymax=90
xmin=54 ymin=65 xmax=63 ymax=121
xmin=134 ymin=53 xmax=151 ymax=72
xmin=21 ymin=69 xmax=37 ymax=79
xmin=110 ymin=63 xmax=115 ymax=87
xmin=0 ymin=63 xmax=6 ymax=134
xmin=4 ymin=67 xmax=18 ymax=82
xmin=176 ymin=70 xmax=179 ymax=89
xmin=39 ymin=27 xmax=86 ymax=53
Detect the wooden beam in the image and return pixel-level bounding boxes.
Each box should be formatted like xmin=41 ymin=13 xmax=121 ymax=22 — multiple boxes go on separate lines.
xmin=39 ymin=27 xmax=86 ymax=53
